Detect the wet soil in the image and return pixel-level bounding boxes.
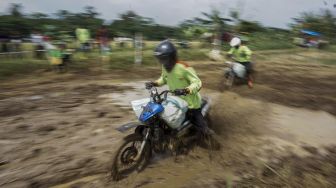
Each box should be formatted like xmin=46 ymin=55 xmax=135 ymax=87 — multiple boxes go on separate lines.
xmin=0 ymin=49 xmax=336 ymax=187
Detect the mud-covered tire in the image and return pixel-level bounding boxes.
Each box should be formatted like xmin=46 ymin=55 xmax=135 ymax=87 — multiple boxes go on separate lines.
xmin=198 ymin=134 xmax=221 ymax=151
xmin=219 ymin=72 xmax=235 ymax=91
xmin=206 ymin=134 xmax=221 ymax=151
xmin=224 ymin=72 xmax=235 ymax=90
xmin=110 ymin=133 xmax=151 ymax=181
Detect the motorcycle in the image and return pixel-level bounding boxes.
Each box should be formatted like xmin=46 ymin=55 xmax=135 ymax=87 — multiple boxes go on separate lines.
xmin=111 ymin=86 xmax=213 ymax=180
xmin=221 ymin=61 xmax=251 ymax=89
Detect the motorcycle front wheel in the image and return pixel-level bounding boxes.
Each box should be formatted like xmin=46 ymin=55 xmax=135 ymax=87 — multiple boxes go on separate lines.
xmin=225 ymin=71 xmax=235 ymax=89
xmin=110 ymin=133 xmax=151 ymax=181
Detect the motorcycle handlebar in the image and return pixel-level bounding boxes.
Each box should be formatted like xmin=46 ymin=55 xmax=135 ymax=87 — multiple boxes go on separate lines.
xmin=147 ymin=87 xmax=185 ymax=103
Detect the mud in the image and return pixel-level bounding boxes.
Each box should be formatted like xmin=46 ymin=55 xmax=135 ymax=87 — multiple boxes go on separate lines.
xmin=198 ymin=50 xmax=336 ymax=115
xmin=0 ymin=49 xmax=336 ymax=187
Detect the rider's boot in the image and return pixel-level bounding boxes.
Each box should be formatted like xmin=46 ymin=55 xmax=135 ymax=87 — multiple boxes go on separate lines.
xmin=247 ymin=75 xmax=254 ymax=88
xmin=248 ymin=80 xmax=253 ymax=88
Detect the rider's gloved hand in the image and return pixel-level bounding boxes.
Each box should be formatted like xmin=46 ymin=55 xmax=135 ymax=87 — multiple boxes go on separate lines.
xmin=145 ymin=81 xmax=157 ymax=89
xmin=173 ymin=88 xmax=189 ymax=96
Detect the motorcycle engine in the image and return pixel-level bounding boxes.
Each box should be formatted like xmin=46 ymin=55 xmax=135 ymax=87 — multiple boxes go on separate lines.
xmin=153 ymin=127 xmax=165 ymax=153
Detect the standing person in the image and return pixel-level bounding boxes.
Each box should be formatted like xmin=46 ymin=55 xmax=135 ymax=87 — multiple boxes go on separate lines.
xmin=11 ymin=37 xmax=22 ymax=58
xmin=146 ymin=40 xmax=214 ymax=136
xmin=0 ymin=35 xmax=10 ymax=58
xmin=31 ymin=31 xmax=44 ymax=59
xmin=96 ymin=25 xmax=109 ymax=54
xmin=76 ymin=28 xmax=91 ymax=52
xmin=76 ymin=28 xmax=91 ymax=60
xmin=227 ymin=37 xmax=254 ymax=88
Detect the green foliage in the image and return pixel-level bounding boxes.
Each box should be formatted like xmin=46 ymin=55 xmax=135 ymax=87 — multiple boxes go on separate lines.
xmin=0 ymin=4 xmax=179 ymax=40
xmin=325 ymin=45 xmax=336 ymax=52
xmin=0 ymin=59 xmax=48 ymax=79
xmin=320 ymin=58 xmax=336 ymax=65
xmin=110 ymin=11 xmax=180 ymax=40
xmin=180 ymin=25 xmax=208 ymax=39
xmin=236 ymin=31 xmax=295 ymax=51
xmin=196 ymin=9 xmax=231 ymax=32
xmin=291 ymin=9 xmax=336 ymax=41
xmin=178 ymin=9 xmax=231 ymax=39
xmin=0 ymin=5 xmax=104 ymax=38
xmin=0 ymin=15 xmax=31 ymax=36
xmin=229 ymin=10 xmax=240 ymax=21
xmin=237 ymin=20 xmax=265 ymax=33
xmin=9 ymin=3 xmax=23 ymax=17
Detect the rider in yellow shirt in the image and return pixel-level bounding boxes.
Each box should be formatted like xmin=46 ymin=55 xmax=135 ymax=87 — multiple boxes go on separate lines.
xmin=146 ymin=40 xmax=214 ymax=136
xmin=227 ymin=37 xmax=254 ymax=88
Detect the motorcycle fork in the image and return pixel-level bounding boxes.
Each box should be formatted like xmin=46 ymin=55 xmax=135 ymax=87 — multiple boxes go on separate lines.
xmin=134 ymin=128 xmax=150 ymax=161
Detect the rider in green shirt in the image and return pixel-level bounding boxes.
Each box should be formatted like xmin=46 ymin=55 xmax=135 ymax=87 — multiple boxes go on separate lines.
xmin=146 ymin=40 xmax=214 ymax=135
xmin=227 ymin=37 xmax=254 ymax=88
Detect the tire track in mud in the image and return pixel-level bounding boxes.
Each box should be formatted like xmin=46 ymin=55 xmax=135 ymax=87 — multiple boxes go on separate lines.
xmin=0 ymin=81 xmax=135 ymax=188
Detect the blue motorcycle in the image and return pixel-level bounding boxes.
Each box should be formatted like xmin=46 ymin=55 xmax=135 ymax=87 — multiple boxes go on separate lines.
xmin=111 ymin=86 xmax=212 ymax=180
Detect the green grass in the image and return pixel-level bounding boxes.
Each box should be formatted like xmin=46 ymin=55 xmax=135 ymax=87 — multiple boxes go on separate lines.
xmin=108 ymin=48 xmax=210 ymax=69
xmin=0 ymin=58 xmax=49 ymax=79
xmin=319 ymin=58 xmax=336 ymax=65
xmin=325 ymin=45 xmax=336 ymax=53
xmin=237 ymin=32 xmax=296 ymax=51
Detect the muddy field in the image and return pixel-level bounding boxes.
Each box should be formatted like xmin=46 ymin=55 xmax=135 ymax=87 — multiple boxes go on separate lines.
xmin=0 ymin=49 xmax=336 ymax=187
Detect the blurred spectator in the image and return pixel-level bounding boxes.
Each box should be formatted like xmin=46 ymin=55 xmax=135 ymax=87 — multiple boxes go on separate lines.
xmin=10 ymin=34 xmax=22 ymax=58
xmin=76 ymin=28 xmax=91 ymax=52
xmin=222 ymin=32 xmax=234 ymax=43
xmin=96 ymin=25 xmax=110 ymax=54
xmin=58 ymin=42 xmax=71 ymax=72
xmin=31 ymin=31 xmax=45 ymax=59
xmin=0 ymin=35 xmax=10 ymax=56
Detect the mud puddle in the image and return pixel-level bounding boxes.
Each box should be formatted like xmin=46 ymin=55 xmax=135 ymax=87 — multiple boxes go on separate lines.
xmin=262 ymin=105 xmax=336 ymax=156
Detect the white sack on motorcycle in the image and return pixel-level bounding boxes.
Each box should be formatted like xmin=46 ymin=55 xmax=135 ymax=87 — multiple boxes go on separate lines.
xmin=131 ymin=96 xmax=188 ymax=129
xmin=160 ymin=96 xmax=188 ymax=129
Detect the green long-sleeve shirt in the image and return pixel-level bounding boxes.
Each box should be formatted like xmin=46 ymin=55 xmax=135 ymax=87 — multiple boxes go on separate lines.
xmin=156 ymin=62 xmax=202 ymax=109
xmin=76 ymin=28 xmax=90 ymax=43
xmin=228 ymin=45 xmax=252 ymax=62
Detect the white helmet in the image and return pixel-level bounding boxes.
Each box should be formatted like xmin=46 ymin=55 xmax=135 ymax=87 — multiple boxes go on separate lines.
xmin=230 ymin=37 xmax=241 ymax=47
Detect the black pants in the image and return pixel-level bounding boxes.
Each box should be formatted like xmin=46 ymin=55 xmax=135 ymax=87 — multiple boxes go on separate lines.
xmin=187 ymin=108 xmax=208 ymax=132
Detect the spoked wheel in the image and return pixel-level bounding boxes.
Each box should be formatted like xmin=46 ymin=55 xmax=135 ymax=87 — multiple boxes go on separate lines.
xmin=224 ymin=72 xmax=235 ymax=90
xmin=219 ymin=71 xmax=235 ymax=91
xmin=111 ymin=133 xmax=151 ymax=181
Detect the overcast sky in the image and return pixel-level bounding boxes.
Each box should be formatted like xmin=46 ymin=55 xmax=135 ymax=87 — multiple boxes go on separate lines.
xmin=0 ymin=0 xmax=335 ymax=28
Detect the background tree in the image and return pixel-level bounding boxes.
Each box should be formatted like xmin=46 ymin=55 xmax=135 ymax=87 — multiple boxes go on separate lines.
xmin=9 ymin=3 xmax=23 ymax=17
xmin=291 ymin=9 xmax=336 ymax=40
xmin=195 ymin=9 xmax=231 ymax=34
xmin=109 ymin=10 xmax=179 ymax=40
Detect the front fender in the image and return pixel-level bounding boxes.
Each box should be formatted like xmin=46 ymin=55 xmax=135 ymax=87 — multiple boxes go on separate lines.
xmin=115 ymin=122 xmax=145 ymax=133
